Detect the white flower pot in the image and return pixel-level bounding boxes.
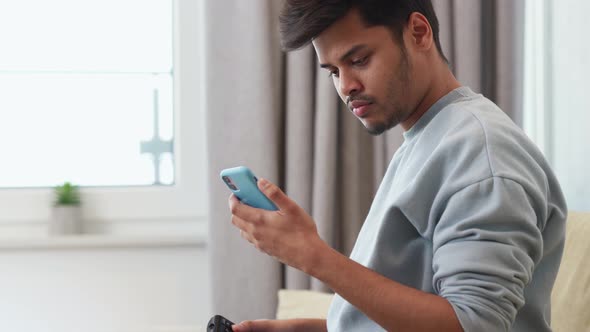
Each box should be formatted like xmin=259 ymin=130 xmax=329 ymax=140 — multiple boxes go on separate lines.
xmin=50 ymin=205 xmax=82 ymax=235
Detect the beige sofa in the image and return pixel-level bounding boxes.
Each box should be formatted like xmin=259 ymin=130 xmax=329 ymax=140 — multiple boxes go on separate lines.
xmin=277 ymin=212 xmax=590 ymax=331
xmin=551 ymin=212 xmax=590 ymax=331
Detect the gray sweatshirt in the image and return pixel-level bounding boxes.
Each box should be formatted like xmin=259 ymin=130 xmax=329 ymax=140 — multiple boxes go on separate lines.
xmin=327 ymin=87 xmax=567 ymax=331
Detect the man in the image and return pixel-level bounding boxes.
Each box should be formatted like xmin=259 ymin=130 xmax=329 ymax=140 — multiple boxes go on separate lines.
xmin=228 ymin=1 xmax=567 ymax=331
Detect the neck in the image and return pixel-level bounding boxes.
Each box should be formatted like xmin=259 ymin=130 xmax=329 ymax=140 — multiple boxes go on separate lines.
xmin=400 ymin=63 xmax=461 ymax=131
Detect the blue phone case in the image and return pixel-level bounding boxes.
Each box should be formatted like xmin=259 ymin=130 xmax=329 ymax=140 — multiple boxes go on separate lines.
xmin=220 ymin=166 xmax=278 ymax=211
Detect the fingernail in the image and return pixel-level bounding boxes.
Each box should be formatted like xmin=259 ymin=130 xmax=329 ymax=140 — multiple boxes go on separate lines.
xmin=258 ymin=178 xmax=269 ymax=189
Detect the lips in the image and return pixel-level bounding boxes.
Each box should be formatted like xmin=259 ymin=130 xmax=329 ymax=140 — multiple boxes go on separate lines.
xmin=349 ymin=100 xmax=372 ymax=118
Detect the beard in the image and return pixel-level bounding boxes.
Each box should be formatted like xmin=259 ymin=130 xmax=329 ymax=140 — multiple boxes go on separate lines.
xmin=364 ymin=50 xmax=412 ymax=136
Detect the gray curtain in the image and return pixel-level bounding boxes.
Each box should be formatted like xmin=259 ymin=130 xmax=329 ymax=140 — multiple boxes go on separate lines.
xmin=205 ymin=0 xmax=524 ymax=322
xmin=204 ymin=1 xmax=284 ymax=322
xmin=434 ymin=0 xmax=525 ymax=124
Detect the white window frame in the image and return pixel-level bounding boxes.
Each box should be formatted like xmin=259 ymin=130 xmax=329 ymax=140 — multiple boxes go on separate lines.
xmin=523 ymin=0 xmax=552 ymax=161
xmin=524 ymin=0 xmax=590 ymax=212
xmin=0 ymin=0 xmax=208 ymax=239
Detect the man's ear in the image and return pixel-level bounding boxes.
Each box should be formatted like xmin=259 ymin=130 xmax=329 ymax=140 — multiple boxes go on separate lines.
xmin=406 ymin=12 xmax=433 ymax=52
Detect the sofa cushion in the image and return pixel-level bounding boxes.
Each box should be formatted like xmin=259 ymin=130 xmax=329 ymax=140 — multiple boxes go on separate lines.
xmin=551 ymin=211 xmax=590 ymax=331
xmin=276 ymin=289 xmax=333 ymax=320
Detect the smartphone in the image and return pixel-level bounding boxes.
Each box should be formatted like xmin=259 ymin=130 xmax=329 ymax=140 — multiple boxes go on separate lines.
xmin=220 ymin=166 xmax=278 ymax=211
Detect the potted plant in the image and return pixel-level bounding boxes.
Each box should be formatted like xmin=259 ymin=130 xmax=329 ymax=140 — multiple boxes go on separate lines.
xmin=50 ymin=182 xmax=83 ymax=235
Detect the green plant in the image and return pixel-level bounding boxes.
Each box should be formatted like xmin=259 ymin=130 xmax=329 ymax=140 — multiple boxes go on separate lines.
xmin=54 ymin=182 xmax=81 ymax=206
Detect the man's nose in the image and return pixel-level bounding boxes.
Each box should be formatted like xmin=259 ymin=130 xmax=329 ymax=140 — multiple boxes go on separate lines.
xmin=339 ymin=71 xmax=363 ymax=98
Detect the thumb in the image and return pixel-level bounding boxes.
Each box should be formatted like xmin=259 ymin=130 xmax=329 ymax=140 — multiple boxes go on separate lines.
xmin=232 ymin=320 xmax=253 ymax=332
xmin=257 ymin=178 xmax=292 ymax=211
xmin=232 ymin=319 xmax=274 ymax=332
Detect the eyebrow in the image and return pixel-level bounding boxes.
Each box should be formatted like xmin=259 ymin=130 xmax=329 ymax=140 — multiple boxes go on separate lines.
xmin=319 ymin=44 xmax=369 ymax=69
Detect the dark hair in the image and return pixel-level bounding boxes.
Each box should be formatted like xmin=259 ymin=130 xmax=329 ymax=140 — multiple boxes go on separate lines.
xmin=279 ymin=0 xmax=447 ymax=62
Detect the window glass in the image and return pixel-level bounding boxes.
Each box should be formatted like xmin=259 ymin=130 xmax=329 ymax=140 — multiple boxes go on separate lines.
xmin=0 ymin=0 xmax=174 ymax=187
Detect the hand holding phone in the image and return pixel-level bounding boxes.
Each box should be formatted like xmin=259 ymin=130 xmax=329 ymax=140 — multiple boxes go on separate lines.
xmin=223 ymin=166 xmax=328 ymax=273
xmin=220 ymin=166 xmax=278 ymax=211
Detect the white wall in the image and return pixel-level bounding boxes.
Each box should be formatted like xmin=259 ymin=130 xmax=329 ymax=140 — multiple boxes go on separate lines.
xmin=0 ymin=245 xmax=210 ymax=332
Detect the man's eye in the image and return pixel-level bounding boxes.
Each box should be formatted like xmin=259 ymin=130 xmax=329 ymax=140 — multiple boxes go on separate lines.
xmin=328 ymin=69 xmax=339 ymax=78
xmin=352 ymin=56 xmax=368 ymax=66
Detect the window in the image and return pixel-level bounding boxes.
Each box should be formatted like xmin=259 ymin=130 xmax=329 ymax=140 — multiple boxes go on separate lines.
xmin=0 ymin=0 xmax=173 ymax=187
xmin=0 ymin=0 xmax=208 ymax=237
xmin=524 ymin=0 xmax=590 ymax=211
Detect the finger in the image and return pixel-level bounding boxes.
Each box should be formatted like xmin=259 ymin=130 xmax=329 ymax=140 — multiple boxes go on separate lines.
xmin=232 ymin=319 xmax=274 ymax=332
xmin=232 ymin=320 xmax=252 ymax=332
xmin=257 ymin=178 xmax=294 ymax=212
xmin=232 ymin=216 xmax=261 ymax=244
xmin=229 ymin=194 xmax=263 ymax=223
xmin=228 ymin=194 xmax=239 ymax=208
xmin=232 ymin=320 xmax=251 ymax=332
xmin=239 ymin=230 xmax=254 ymax=244
xmin=231 ymin=215 xmax=253 ymax=233
xmin=232 ymin=320 xmax=255 ymax=332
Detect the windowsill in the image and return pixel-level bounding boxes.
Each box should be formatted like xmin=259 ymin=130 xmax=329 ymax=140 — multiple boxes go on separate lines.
xmin=0 ymin=233 xmax=207 ymax=251
xmin=0 ymin=215 xmax=209 ymax=251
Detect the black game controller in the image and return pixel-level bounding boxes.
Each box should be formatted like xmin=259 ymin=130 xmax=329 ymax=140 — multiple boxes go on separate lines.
xmin=207 ymin=314 xmax=235 ymax=332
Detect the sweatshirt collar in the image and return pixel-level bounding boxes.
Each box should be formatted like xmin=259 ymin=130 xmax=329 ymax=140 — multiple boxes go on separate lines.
xmin=402 ymin=86 xmax=475 ymax=141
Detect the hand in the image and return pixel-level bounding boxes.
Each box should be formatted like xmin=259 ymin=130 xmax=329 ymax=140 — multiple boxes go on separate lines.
xmin=231 ymin=319 xmax=289 ymax=332
xmin=232 ymin=318 xmax=327 ymax=332
xmin=228 ymin=178 xmax=328 ymax=274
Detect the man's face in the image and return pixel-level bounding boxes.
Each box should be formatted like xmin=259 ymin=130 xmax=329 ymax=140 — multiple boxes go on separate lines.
xmin=313 ymin=9 xmax=418 ymax=135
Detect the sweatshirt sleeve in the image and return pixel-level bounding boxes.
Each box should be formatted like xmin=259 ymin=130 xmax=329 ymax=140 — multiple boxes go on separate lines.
xmin=432 ymin=176 xmax=543 ymax=332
